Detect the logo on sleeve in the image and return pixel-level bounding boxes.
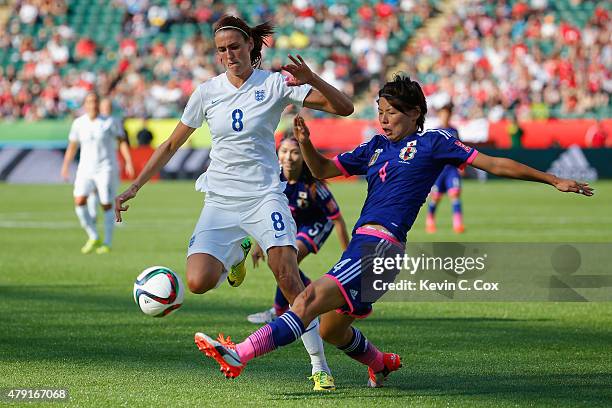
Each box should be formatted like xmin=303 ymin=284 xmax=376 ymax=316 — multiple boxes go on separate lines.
xmin=255 ymin=90 xmax=266 ymax=102
xmin=454 ymin=140 xmax=472 ymax=153
xmin=369 ymin=148 xmax=383 ymax=166
xmin=399 ymin=140 xmax=417 ymax=162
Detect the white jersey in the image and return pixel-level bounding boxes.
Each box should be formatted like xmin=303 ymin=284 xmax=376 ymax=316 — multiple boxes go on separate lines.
xmin=68 ymin=114 xmax=124 ymax=174
xmin=181 ymin=69 xmax=312 ymax=198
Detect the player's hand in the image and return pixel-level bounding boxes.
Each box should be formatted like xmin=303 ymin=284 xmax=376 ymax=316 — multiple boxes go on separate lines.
xmin=293 ymin=115 xmax=310 ymax=143
xmin=553 ymin=178 xmax=594 ymax=196
xmin=251 ymin=244 xmax=265 ymax=268
xmin=125 ymin=162 xmax=135 ymax=179
xmin=282 ymin=54 xmax=314 ymax=86
xmin=115 ymin=184 xmax=139 ymax=222
xmin=60 ymin=165 xmax=70 ymax=181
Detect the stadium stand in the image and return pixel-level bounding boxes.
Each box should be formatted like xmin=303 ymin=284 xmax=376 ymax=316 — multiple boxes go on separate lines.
xmin=391 ymin=0 xmax=611 ymax=121
xmin=0 ymin=0 xmax=437 ymax=120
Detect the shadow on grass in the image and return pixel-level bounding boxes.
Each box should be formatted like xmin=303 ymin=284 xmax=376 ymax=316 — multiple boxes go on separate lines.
xmin=269 ymin=372 xmax=612 ymax=406
xmin=2 ymin=285 xmax=612 ymax=406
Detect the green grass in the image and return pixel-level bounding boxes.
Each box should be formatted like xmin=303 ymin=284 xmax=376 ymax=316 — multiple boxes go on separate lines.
xmin=1 ymin=180 xmax=611 ymax=407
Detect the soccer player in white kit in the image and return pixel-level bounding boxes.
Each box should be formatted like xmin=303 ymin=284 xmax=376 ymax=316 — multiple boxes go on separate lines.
xmin=86 ymin=97 xmax=133 ymax=225
xmin=61 ymin=93 xmax=134 ymax=254
xmin=114 ymin=15 xmax=353 ymax=390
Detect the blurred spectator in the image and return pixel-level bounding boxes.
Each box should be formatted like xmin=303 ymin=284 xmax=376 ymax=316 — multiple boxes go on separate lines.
xmin=136 ymin=118 xmax=153 ymax=146
xmin=74 ymin=37 xmax=97 ymax=61
xmin=508 ymin=113 xmax=525 ymax=149
xmin=584 ymin=120 xmax=609 ymax=148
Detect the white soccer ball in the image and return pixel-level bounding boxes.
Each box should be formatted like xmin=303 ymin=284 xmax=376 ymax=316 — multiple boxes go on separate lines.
xmin=133 ymin=266 xmax=184 ymax=317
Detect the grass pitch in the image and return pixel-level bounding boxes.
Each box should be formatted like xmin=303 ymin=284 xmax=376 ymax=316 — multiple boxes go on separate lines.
xmin=1 ymin=180 xmax=611 ymax=407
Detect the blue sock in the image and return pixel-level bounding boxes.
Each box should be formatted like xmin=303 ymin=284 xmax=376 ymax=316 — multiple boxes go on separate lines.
xmin=337 ymin=327 xmax=368 ymax=356
xmin=452 ymin=199 xmax=462 ymax=214
xmin=428 ymin=201 xmax=437 ymax=215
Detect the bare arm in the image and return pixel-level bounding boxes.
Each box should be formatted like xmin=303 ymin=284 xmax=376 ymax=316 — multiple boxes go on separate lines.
xmin=61 ymin=141 xmax=78 ymax=181
xmin=471 ymin=152 xmax=594 ymax=195
xmin=283 ymin=54 xmax=354 ymax=116
xmin=332 ymin=215 xmax=350 ymax=250
xmin=115 ymin=121 xmax=195 ymax=221
xmin=118 ymin=139 xmax=135 ymax=179
xmin=294 ymin=115 xmax=342 ymax=179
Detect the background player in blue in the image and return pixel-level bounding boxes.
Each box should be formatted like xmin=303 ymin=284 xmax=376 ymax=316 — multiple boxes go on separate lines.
xmin=194 ymin=75 xmax=593 ymax=387
xmin=426 ymin=103 xmax=465 ymax=233
xmin=247 ymin=133 xmax=350 ymax=324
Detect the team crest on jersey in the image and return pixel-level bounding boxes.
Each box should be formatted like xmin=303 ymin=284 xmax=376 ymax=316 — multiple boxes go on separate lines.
xmin=399 ymin=140 xmax=417 ymax=161
xmin=369 ymin=148 xmax=383 ymax=166
xmin=255 ymin=90 xmax=265 ymax=102
xmin=297 ymin=191 xmax=309 ymax=209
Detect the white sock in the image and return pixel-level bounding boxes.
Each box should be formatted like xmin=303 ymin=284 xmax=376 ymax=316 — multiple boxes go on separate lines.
xmin=87 ymin=193 xmax=99 ymax=223
xmin=300 ymin=317 xmax=331 ymax=375
xmin=103 ymin=208 xmax=115 ymax=246
xmin=75 ymin=205 xmax=98 ymax=240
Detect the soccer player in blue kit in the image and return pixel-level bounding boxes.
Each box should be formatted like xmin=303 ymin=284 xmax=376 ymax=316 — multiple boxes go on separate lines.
xmin=247 ymin=133 xmax=350 ymax=324
xmin=426 ymin=103 xmax=465 ymax=233
xmin=194 ymin=75 xmax=593 ymax=387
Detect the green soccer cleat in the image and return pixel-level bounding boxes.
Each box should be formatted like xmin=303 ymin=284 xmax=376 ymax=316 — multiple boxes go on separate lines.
xmin=309 ymin=371 xmax=336 ymax=391
xmin=227 ymin=237 xmax=252 ymax=287
xmin=81 ymin=238 xmax=101 ymax=254
xmin=96 ymin=244 xmax=111 ymax=254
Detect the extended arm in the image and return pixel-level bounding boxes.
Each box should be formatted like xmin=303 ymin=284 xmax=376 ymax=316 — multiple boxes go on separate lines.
xmin=61 ymin=141 xmax=79 ymax=181
xmin=471 ymin=152 xmax=594 ymax=195
xmin=294 ymin=115 xmax=341 ymax=179
xmin=332 ymin=214 xmax=350 ymax=250
xmin=118 ymin=139 xmax=135 ymax=179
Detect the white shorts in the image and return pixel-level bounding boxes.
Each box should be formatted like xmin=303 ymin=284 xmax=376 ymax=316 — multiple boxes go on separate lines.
xmin=187 ymin=191 xmax=297 ymax=284
xmin=73 ymin=170 xmax=119 ymax=205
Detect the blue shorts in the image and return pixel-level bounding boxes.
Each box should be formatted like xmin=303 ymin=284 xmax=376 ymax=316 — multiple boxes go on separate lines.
xmin=325 ymin=233 xmax=404 ymax=318
xmin=296 ymin=219 xmax=334 ymax=254
xmin=431 ymin=165 xmax=461 ymax=196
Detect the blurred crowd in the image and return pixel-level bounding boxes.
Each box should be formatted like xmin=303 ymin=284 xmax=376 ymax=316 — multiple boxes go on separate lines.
xmin=394 ymin=0 xmax=611 ymax=121
xmin=0 ymin=0 xmax=434 ymax=120
xmin=0 ymin=0 xmax=609 ymax=122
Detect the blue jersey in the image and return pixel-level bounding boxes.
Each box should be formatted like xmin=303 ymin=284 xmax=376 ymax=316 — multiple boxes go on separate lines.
xmin=436 ymin=126 xmax=461 ymax=182
xmin=281 ymin=173 xmax=341 ymax=228
xmin=334 ymin=129 xmax=477 ymax=241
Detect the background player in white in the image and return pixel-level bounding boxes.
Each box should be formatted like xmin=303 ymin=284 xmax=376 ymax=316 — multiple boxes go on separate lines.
xmin=61 ymin=92 xmax=134 ymax=254
xmin=86 ymin=97 xmax=133 ymax=225
xmin=114 ymin=15 xmax=353 ymax=390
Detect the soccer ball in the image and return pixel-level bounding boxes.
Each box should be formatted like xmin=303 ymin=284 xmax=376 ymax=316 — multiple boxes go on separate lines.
xmin=133 ymin=266 xmax=184 ymax=317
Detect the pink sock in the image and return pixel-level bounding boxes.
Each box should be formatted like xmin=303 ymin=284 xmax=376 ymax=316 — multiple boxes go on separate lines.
xmin=353 ymin=342 xmax=385 ymax=372
xmin=453 ymin=213 xmax=463 ymax=227
xmin=236 ymin=324 xmax=274 ymax=363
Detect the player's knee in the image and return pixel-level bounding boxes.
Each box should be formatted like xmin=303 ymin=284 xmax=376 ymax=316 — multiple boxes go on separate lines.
xmin=186 ymin=273 xmax=213 ymax=294
xmin=74 ymin=197 xmax=87 ymax=206
xmin=101 ymin=203 xmax=112 ymax=211
xmin=186 ymin=266 xmax=217 ymax=294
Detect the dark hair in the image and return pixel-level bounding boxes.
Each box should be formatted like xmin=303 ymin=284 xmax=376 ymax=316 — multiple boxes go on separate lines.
xmin=213 ymin=15 xmax=274 ymax=68
xmin=378 ymin=74 xmax=427 ymax=132
xmin=279 ymin=133 xmax=316 ymax=184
